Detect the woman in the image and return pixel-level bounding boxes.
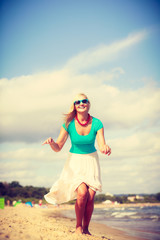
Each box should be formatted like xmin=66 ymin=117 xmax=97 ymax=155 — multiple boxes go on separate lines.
xmin=43 ymin=93 xmax=111 ymax=235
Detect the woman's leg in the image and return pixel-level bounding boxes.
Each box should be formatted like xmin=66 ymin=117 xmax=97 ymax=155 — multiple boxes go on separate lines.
xmin=83 ymin=188 xmax=96 ymax=235
xmin=75 ymin=183 xmax=89 ymax=234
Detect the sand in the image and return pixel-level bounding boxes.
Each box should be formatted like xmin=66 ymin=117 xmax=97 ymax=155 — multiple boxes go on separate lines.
xmin=0 ymin=204 xmax=148 ymax=240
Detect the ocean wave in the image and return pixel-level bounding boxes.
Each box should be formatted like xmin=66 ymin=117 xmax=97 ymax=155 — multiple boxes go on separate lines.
xmin=111 ymin=211 xmax=136 ymax=218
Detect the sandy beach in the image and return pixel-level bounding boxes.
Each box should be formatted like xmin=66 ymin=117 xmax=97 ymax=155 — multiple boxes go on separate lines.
xmin=0 ymin=203 xmax=150 ymax=240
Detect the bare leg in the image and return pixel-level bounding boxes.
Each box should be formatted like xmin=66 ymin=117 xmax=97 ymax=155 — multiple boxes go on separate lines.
xmin=83 ymin=188 xmax=96 ymax=235
xmin=75 ymin=183 xmax=88 ymax=234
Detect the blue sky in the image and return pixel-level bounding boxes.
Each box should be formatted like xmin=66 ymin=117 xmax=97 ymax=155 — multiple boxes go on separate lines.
xmin=0 ymin=0 xmax=160 ymax=195
xmin=1 ymin=0 xmax=159 ymax=79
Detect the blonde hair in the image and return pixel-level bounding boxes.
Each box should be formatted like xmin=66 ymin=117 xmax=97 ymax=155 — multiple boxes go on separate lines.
xmin=64 ymin=93 xmax=90 ymax=128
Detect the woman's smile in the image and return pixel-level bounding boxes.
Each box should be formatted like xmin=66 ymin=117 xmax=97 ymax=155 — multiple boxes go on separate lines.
xmin=78 ymin=105 xmax=85 ymax=109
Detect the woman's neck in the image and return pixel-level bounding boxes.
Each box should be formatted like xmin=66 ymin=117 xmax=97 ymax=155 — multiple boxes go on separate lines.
xmin=76 ymin=112 xmax=89 ymax=121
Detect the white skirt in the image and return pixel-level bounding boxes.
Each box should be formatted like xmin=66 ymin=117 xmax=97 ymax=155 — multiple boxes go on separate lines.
xmin=44 ymin=151 xmax=102 ymax=204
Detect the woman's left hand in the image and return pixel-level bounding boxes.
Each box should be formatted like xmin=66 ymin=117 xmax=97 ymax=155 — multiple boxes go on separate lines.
xmin=101 ymin=144 xmax=111 ymax=155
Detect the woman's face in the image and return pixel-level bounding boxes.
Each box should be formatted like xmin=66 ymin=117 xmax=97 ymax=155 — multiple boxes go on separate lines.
xmin=74 ymin=95 xmax=90 ymax=114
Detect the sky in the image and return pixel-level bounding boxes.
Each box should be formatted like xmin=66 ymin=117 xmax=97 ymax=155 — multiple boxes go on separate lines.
xmin=0 ymin=0 xmax=160 ymax=195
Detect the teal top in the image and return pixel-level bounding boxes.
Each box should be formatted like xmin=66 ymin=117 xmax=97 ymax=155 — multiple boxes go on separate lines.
xmin=62 ymin=117 xmax=103 ymax=154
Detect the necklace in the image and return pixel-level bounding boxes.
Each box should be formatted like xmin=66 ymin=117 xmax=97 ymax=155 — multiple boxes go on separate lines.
xmin=76 ymin=114 xmax=90 ymax=126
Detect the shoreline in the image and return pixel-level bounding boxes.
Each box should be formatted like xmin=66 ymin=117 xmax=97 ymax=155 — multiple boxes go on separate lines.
xmin=94 ymin=202 xmax=160 ymax=208
xmin=48 ymin=205 xmax=146 ymax=240
xmin=0 ymin=203 xmax=159 ymax=240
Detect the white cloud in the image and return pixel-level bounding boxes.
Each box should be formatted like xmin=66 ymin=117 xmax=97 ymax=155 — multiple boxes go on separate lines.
xmin=0 ymin=145 xmax=68 ymax=162
xmin=0 ymin=147 xmax=67 ymax=187
xmin=101 ymin=153 xmax=160 ymax=194
xmin=0 ymin=68 xmax=159 ymax=143
xmin=0 ymin=30 xmax=153 ymax=143
xmin=109 ymin=131 xmax=160 ymax=160
xmin=1 ymin=129 xmax=159 ymax=193
xmin=65 ymin=30 xmax=148 ymax=71
xmin=0 ymin=160 xmax=36 ymax=185
xmin=0 ymin=29 xmax=159 ymax=193
xmin=89 ymin=82 xmax=160 ymax=128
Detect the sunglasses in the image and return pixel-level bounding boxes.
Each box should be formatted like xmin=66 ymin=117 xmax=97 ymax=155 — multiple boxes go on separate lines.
xmin=74 ymin=99 xmax=89 ymax=105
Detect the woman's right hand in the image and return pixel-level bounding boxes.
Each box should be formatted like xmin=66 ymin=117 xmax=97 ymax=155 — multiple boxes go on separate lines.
xmin=42 ymin=137 xmax=54 ymax=145
xmin=42 ymin=127 xmax=68 ymax=152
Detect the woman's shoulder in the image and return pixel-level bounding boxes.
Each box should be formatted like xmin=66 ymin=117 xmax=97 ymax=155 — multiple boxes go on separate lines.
xmin=92 ymin=116 xmax=102 ymax=123
xmin=92 ymin=116 xmax=103 ymax=130
xmin=69 ymin=118 xmax=75 ymax=126
xmin=62 ymin=119 xmax=75 ymax=131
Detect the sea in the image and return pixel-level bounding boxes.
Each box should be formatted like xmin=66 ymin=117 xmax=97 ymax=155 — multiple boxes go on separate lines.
xmin=62 ymin=205 xmax=160 ymax=240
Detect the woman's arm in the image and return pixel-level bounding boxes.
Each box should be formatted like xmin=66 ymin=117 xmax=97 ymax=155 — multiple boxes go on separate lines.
xmin=96 ymin=128 xmax=111 ymax=155
xmin=42 ymin=127 xmax=68 ymax=152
